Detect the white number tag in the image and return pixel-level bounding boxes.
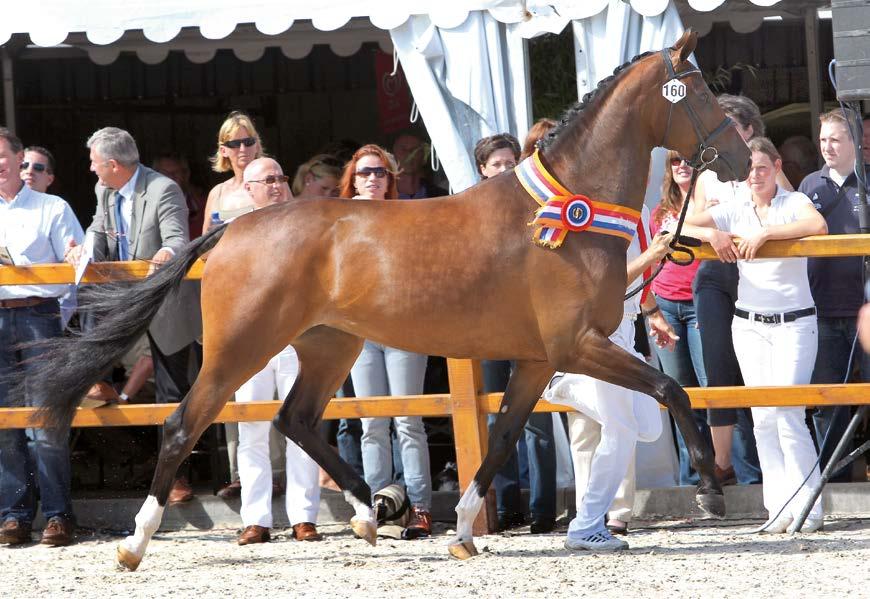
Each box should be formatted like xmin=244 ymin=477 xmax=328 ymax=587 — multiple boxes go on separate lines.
xmin=661 ymin=80 xmax=686 ymax=104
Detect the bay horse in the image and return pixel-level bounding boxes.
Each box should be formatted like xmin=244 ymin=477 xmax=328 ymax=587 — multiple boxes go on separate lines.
xmin=29 ymin=30 xmax=749 ymax=570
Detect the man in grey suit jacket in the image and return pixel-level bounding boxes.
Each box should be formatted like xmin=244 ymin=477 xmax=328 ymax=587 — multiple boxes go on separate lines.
xmin=66 ymin=127 xmax=202 ymax=503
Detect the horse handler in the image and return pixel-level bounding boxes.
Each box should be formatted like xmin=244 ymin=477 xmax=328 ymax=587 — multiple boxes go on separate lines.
xmin=544 ymin=206 xmax=677 ymax=551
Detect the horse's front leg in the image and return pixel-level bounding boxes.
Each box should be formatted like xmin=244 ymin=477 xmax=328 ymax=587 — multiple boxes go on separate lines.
xmin=559 ymin=330 xmax=724 ymax=518
xmin=448 ymin=360 xmax=554 ymax=560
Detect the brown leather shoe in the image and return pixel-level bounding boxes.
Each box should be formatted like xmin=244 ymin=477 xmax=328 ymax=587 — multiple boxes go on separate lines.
xmin=216 ymin=479 xmax=241 ymax=499
xmin=40 ymin=516 xmax=74 ymax=546
xmin=168 ymin=476 xmax=194 ymax=504
xmin=237 ymin=525 xmax=270 ymax=545
xmin=0 ymin=519 xmax=32 ymax=545
xmin=83 ymin=382 xmax=120 ymax=406
xmin=402 ymin=507 xmax=432 ymax=540
xmin=292 ymin=522 xmax=322 ymax=542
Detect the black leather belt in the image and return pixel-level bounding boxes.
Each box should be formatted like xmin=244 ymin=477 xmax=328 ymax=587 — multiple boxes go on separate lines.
xmin=0 ymin=296 xmax=57 ymax=309
xmin=734 ymin=307 xmax=816 ymax=325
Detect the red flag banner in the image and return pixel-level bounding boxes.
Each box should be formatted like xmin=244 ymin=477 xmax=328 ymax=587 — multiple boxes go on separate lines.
xmin=375 ymin=50 xmax=411 ymax=135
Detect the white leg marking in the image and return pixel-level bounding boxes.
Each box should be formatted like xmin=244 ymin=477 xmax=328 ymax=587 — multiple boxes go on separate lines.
xmin=120 ymin=496 xmax=165 ymax=559
xmin=344 ymin=490 xmax=375 ymax=523
xmin=453 ymin=482 xmax=484 ymax=543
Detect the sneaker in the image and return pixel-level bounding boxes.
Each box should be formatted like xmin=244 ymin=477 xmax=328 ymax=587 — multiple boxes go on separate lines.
xmin=564 ymin=529 xmax=629 ymax=552
xmin=787 ymin=517 xmax=824 ymax=534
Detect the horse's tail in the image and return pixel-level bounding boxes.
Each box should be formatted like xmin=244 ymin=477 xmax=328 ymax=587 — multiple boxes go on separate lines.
xmin=29 ymin=223 xmax=228 ymax=429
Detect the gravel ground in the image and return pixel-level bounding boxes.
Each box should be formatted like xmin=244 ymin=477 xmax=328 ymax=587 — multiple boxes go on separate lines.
xmin=5 ymin=518 xmax=870 ymax=598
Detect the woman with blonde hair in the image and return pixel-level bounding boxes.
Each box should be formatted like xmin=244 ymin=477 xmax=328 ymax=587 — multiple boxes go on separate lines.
xmin=292 ymin=154 xmax=342 ymax=198
xmin=202 ymin=111 xmax=263 ymax=235
xmin=340 ymin=144 xmax=432 ymax=540
xmin=201 ymin=111 xmax=263 ymax=499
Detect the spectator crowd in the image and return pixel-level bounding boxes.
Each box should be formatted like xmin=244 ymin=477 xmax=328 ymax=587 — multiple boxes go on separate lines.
xmin=0 ymin=96 xmax=868 ymax=551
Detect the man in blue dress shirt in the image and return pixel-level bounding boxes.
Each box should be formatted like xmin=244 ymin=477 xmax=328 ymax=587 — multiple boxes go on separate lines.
xmin=0 ymin=128 xmax=83 ymax=547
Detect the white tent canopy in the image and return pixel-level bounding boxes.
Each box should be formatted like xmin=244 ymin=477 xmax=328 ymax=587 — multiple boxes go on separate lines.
xmin=5 ymin=1 xmax=827 ymax=50
xmin=2 ymin=0 xmax=830 ymax=192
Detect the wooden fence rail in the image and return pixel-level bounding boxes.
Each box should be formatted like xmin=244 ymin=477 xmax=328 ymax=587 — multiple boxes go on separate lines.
xmin=2 ymin=233 xmax=870 ymax=532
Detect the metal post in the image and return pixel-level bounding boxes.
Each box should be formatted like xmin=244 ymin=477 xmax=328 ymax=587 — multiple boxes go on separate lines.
xmin=1 ymin=48 xmax=14 ymax=133
xmin=793 ymin=405 xmax=870 ymax=531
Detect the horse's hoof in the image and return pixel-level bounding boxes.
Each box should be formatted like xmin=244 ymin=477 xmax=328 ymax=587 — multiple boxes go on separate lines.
xmin=696 ymin=492 xmax=726 ymax=519
xmin=350 ymin=517 xmax=377 ymax=546
xmin=447 ymin=541 xmax=479 ymax=560
xmin=116 ymin=545 xmax=142 ymax=572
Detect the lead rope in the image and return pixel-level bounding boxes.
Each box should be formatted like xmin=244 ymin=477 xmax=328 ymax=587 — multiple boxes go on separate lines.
xmin=624 ymin=166 xmax=704 ymax=301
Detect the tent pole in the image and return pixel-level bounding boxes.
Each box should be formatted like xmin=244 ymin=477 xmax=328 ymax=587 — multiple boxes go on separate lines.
xmin=1 ymin=48 xmax=14 ymax=134
xmin=805 ymin=7 xmax=822 ymax=155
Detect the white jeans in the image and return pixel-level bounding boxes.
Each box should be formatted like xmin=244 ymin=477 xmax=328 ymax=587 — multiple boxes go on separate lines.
xmin=351 ymin=340 xmax=432 ymax=509
xmin=544 ymin=317 xmax=662 ymax=538
xmin=236 ymin=344 xmax=320 ymax=527
xmin=732 ymin=314 xmax=822 ymax=521
xmin=568 ymin=412 xmax=635 ymax=523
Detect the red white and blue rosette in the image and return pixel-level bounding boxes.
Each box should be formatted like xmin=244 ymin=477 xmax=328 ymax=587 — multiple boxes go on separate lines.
xmin=560 ymin=195 xmax=595 ymax=232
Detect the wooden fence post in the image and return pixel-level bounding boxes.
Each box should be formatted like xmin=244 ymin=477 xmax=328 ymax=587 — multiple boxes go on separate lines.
xmin=446 ymin=357 xmax=496 ymax=535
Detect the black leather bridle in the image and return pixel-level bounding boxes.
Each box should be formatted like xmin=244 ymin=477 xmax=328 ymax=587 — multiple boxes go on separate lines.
xmin=625 ymin=50 xmax=738 ymax=301
xmin=658 ymin=48 xmax=734 ymax=173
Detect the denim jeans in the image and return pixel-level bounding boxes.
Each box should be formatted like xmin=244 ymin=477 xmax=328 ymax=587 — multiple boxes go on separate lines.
xmin=483 ymin=360 xmax=557 ymax=520
xmin=351 ymin=341 xmax=432 ymax=509
xmin=810 ymin=316 xmax=870 ymax=482
xmin=653 ymin=297 xmax=710 ymax=486
xmin=0 ymin=300 xmax=73 ymax=524
xmin=694 ymin=281 xmax=762 ymax=485
xmin=334 ymin=377 xmax=365 ymax=478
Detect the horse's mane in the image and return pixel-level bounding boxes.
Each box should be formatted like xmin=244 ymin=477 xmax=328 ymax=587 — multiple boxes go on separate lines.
xmin=539 ymin=50 xmax=658 ymax=150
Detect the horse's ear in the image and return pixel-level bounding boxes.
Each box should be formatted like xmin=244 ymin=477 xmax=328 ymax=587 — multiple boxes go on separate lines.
xmin=672 ymin=29 xmax=697 ymax=63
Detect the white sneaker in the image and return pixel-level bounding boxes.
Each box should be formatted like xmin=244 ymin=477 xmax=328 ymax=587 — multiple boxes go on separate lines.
xmin=787 ymin=517 xmax=824 ymax=534
xmin=754 ymin=516 xmax=793 ymax=534
xmin=564 ymin=529 xmax=629 ymax=552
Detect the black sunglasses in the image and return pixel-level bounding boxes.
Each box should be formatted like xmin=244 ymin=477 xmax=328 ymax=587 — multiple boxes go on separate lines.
xmin=21 ymin=161 xmax=49 ymax=173
xmin=222 ymin=137 xmax=257 ymax=149
xmin=355 ymin=167 xmax=388 ymax=179
xmin=669 ymin=156 xmax=690 ymax=167
xmin=249 ymin=174 xmax=289 ymax=185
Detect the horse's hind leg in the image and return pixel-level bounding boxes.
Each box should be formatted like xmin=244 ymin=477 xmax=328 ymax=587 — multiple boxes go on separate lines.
xmin=116 ymin=367 xmax=239 ymax=571
xmin=271 ymin=326 xmax=377 ymax=544
xmin=564 ymin=330 xmax=723 ymax=518
xmin=448 ymin=360 xmax=554 ymax=560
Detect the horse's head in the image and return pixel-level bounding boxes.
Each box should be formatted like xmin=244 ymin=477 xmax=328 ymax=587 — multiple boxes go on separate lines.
xmin=654 ymin=30 xmax=751 ymax=183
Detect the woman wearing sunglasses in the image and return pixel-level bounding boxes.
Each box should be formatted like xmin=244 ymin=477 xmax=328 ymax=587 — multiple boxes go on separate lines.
xmin=337 ymin=144 xmax=433 ymax=540
xmin=201 ymin=111 xmax=263 ymax=500
xmin=202 ymin=111 xmax=263 ymax=235
xmin=649 ymin=152 xmax=712 ymax=486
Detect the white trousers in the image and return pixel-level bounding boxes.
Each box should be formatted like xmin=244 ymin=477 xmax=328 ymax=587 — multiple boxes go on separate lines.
xmin=543 ymin=318 xmax=661 ymax=537
xmin=732 ymin=315 xmax=823 ymax=521
xmin=568 ymin=412 xmax=635 ymax=522
xmin=236 ymin=345 xmax=320 ymax=527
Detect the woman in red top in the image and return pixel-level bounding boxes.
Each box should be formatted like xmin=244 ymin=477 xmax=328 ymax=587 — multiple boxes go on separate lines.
xmin=650 ymin=152 xmax=709 ymax=481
